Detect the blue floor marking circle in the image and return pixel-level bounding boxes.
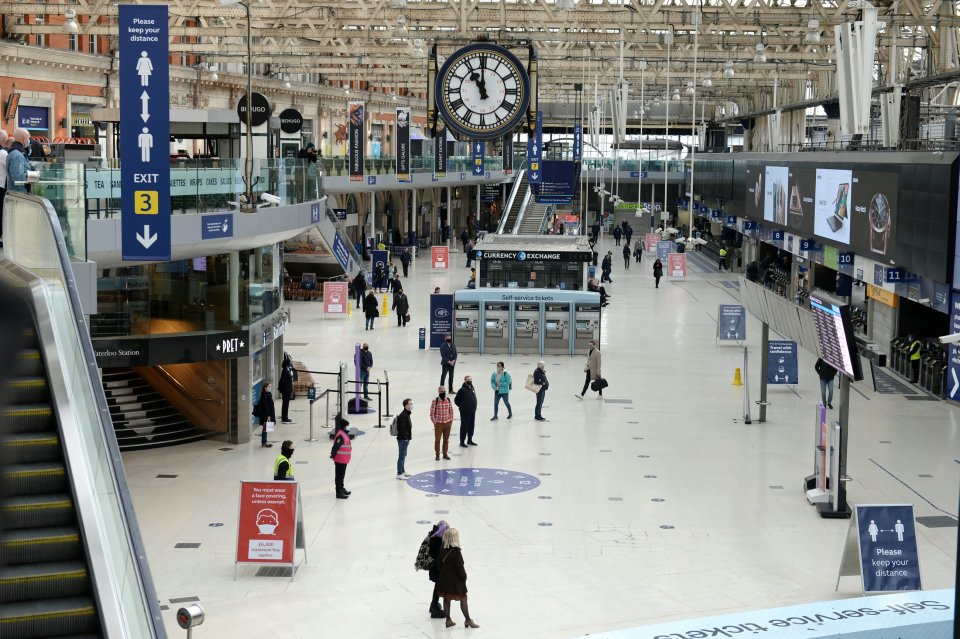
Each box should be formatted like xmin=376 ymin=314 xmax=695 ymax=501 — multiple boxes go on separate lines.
xmin=406 ymin=468 xmax=541 ymax=496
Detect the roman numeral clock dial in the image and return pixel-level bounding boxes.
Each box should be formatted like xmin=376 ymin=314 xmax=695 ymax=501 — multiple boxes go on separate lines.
xmin=435 ymin=43 xmax=531 ymax=141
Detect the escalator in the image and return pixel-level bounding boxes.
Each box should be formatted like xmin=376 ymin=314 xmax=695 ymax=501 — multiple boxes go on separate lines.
xmin=516 ymin=203 xmax=551 ymax=235
xmin=1 ymin=315 xmax=100 ymax=637
xmin=497 ymin=170 xmax=530 ymax=234
xmin=0 ymin=192 xmax=166 ymax=638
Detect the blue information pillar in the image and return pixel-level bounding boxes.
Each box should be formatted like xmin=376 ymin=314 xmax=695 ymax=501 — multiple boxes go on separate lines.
xmin=528 ymin=111 xmax=543 ymax=185
xmin=472 ymin=141 xmax=485 ymax=176
xmin=119 ymin=5 xmax=170 ymax=262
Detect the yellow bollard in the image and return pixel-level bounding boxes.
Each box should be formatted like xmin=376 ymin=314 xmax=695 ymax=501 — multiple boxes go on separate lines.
xmin=347 ymin=302 xmax=352 ymax=317
xmin=382 ymin=293 xmax=389 ymax=317
xmin=732 ymin=368 xmax=743 ymax=386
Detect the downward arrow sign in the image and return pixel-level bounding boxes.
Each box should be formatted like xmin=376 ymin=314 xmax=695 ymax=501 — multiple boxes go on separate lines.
xmin=136 ymin=225 xmax=158 ymax=248
xmin=140 ymin=91 xmax=150 ymax=123
xmin=530 ymin=172 xmax=539 ymax=180
xmin=474 ymin=166 xmax=482 ymax=174
xmin=951 ymin=369 xmax=959 ymax=398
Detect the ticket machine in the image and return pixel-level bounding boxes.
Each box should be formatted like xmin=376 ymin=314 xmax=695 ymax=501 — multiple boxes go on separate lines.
xmin=512 ymin=303 xmax=541 ymax=354
xmin=573 ymin=302 xmax=601 ymax=354
xmin=454 ymin=301 xmax=480 ymax=352
xmin=482 ymin=302 xmax=510 ymax=352
xmin=543 ymin=302 xmax=572 ymax=354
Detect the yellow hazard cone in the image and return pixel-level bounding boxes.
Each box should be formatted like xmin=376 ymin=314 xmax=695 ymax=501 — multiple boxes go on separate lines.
xmin=732 ymin=368 xmax=743 ymax=386
xmin=382 ymin=293 xmax=389 ymax=317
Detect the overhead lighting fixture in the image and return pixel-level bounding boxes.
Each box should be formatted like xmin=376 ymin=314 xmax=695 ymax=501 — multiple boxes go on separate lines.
xmin=64 ymin=9 xmax=80 ymax=34
xmin=672 ymin=88 xmax=680 ymax=101
xmin=805 ymin=19 xmax=821 ymax=44
xmin=723 ymin=60 xmax=735 ymax=78
xmin=210 ymin=72 xmax=219 ymax=81
xmin=653 ymin=96 xmax=662 ymax=106
xmin=685 ymin=81 xmax=695 ymax=96
xmin=391 ymin=92 xmax=397 ymax=100
xmin=753 ymin=42 xmax=767 ymax=63
xmin=702 ymin=72 xmax=713 ymax=88
xmin=284 ymin=78 xmax=291 ymax=89
xmin=344 ymin=84 xmax=351 ymax=95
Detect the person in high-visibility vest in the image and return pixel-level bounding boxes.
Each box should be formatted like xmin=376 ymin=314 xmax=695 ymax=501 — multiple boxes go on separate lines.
xmin=718 ymin=247 xmax=728 ymax=272
xmin=330 ymin=415 xmax=352 ymax=499
xmin=273 ymin=441 xmax=295 ymax=481
xmin=909 ymin=335 xmax=922 ymax=383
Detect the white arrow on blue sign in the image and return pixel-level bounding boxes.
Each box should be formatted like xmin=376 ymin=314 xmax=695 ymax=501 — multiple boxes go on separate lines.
xmin=120 ymin=4 xmax=170 ymax=261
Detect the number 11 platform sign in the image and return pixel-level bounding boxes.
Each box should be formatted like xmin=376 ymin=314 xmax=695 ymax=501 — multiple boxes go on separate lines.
xmin=119 ymin=4 xmax=170 ymax=261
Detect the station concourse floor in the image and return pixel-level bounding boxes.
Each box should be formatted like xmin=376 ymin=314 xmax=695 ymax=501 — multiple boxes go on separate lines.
xmin=120 ymin=238 xmax=959 ymax=639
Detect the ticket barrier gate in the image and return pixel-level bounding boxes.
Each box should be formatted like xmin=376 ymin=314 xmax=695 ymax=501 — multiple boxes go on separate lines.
xmin=512 ymin=303 xmax=541 ymax=354
xmin=454 ymin=301 xmax=480 ymax=352
xmin=543 ymin=303 xmax=571 ymax=355
xmin=483 ymin=302 xmax=510 ymax=352
xmin=573 ymin=302 xmax=601 ymax=354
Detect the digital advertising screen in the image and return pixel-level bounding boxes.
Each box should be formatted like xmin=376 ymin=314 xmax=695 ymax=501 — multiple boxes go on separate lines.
xmin=786 ymin=167 xmax=815 ymax=233
xmin=744 ymin=164 xmax=763 ymax=219
xmin=813 ymin=168 xmax=853 ymax=246
xmin=849 ymin=171 xmax=898 ymax=260
xmin=763 ymin=165 xmax=789 ymax=225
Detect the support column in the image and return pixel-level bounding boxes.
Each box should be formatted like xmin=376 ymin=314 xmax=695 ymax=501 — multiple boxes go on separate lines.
xmin=759 ymin=322 xmax=769 ymax=423
xmin=229 ymin=251 xmax=240 ymax=324
xmin=370 ymin=192 xmax=376 ymax=246
xmin=411 ymin=188 xmax=417 ymax=251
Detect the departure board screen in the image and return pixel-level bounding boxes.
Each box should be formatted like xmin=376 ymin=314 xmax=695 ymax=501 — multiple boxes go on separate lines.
xmin=808 ymin=294 xmax=864 ymax=381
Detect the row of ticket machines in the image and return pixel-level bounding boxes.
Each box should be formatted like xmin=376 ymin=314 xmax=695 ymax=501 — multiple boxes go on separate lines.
xmin=452 ymin=289 xmax=602 ymax=355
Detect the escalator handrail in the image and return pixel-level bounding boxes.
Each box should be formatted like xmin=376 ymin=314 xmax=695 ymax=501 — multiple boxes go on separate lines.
xmin=2 ymin=191 xmax=167 ymax=638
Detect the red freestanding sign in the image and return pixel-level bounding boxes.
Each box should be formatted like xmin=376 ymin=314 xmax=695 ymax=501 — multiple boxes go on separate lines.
xmin=432 ymin=246 xmax=449 ymax=269
xmin=668 ymin=252 xmax=687 ymax=277
xmin=644 ymin=233 xmax=659 ymax=252
xmin=235 ymin=481 xmax=305 ymax=578
xmin=323 ymin=281 xmax=348 ymax=314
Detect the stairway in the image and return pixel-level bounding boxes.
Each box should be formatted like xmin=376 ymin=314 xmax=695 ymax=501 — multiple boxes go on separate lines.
xmin=101 ymin=369 xmax=209 ymax=451
xmin=0 ymin=325 xmax=102 ymax=638
xmin=517 ymin=203 xmax=551 ymax=235
xmin=498 ymin=170 xmax=529 ymax=234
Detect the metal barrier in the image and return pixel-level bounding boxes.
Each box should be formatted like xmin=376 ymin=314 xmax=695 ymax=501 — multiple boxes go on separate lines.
xmin=293 ymin=366 xmax=391 ymax=434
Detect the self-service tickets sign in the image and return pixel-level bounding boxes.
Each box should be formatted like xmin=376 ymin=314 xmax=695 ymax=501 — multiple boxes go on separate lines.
xmin=324 ymin=281 xmax=348 ymax=314
xmin=432 ymin=246 xmax=449 ymax=269
xmin=235 ymin=481 xmax=305 ymax=576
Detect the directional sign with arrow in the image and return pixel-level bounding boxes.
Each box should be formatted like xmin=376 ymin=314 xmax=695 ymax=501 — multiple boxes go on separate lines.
xmin=120 ymin=4 xmax=170 ymax=261
xmin=528 ymin=111 xmax=543 ymax=185
xmin=948 ymin=290 xmax=960 ymax=402
xmin=472 ymin=140 xmax=485 ymax=178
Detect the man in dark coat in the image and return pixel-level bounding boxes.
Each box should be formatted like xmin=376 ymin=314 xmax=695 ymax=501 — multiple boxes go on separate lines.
xmin=612 ymin=225 xmax=622 ymax=246
xmin=359 ymin=342 xmax=373 ymax=399
xmin=399 ymin=249 xmax=411 ymax=277
xmin=353 ymin=271 xmax=367 ymax=308
xmin=601 ymin=251 xmax=613 ymax=283
xmin=440 ymin=334 xmax=457 ymax=393
xmin=393 ymin=290 xmax=410 ymax=327
xmin=363 ymin=290 xmax=379 ymax=330
xmin=253 ymin=382 xmax=276 ymax=448
xmin=454 ymin=376 xmax=478 ymax=447
xmin=278 ymin=357 xmax=295 ymax=423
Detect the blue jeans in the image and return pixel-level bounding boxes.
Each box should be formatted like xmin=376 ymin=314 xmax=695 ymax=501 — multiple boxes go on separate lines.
xmin=819 ymin=378 xmax=834 ymax=406
xmin=397 ymin=439 xmax=409 ymax=475
xmin=494 ymin=392 xmax=512 ymax=418
xmin=535 ymin=388 xmax=546 ymax=419
xmin=260 ymin=421 xmax=269 ymax=445
xmin=361 ymin=370 xmax=370 ymax=397
xmin=366 ymin=316 xmax=375 ymax=329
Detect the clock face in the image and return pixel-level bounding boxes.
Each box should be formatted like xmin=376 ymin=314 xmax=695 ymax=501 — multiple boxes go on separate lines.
xmin=869 ymin=193 xmax=890 ymax=231
xmin=436 ymin=43 xmax=530 ymax=140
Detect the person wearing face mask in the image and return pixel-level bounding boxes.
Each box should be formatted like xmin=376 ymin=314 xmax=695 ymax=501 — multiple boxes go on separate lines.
xmin=489 ymin=362 xmax=513 ymax=421
xmin=359 ymin=342 xmax=373 ymax=399
xmin=274 ymin=440 xmax=295 ymax=480
xmin=454 ymin=375 xmax=478 ymax=447
xmin=439 ymin=334 xmax=457 ymax=393
xmin=429 ymin=386 xmax=454 ymax=461
xmin=576 ymin=340 xmax=603 ymax=399
xmin=330 ymin=414 xmax=352 ymax=499
xmin=533 ymin=361 xmax=549 ymax=421
xmin=396 ymin=398 xmax=413 ymax=479
xmin=253 ymin=382 xmax=276 ymax=447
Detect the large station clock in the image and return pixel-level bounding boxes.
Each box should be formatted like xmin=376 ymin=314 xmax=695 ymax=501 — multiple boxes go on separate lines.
xmin=435 ymin=42 xmax=531 ymax=140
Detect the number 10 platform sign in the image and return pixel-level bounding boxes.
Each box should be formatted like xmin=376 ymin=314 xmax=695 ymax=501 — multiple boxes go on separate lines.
xmin=119 ymin=5 xmax=170 ymax=261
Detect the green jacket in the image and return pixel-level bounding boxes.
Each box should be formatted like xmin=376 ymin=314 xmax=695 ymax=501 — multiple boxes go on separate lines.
xmin=490 ymin=370 xmax=512 ymax=394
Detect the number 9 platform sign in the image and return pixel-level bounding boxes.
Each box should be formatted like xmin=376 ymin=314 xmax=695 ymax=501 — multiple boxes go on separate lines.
xmin=119 ymin=4 xmax=171 ymax=261
xmin=235 ymin=481 xmax=307 ymax=581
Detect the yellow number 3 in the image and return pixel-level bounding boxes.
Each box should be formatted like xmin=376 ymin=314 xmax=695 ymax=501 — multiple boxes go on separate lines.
xmin=134 ymin=190 xmax=158 ymax=215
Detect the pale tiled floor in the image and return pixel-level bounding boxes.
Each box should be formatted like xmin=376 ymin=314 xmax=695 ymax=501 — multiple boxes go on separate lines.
xmin=121 ymin=239 xmax=959 ymax=639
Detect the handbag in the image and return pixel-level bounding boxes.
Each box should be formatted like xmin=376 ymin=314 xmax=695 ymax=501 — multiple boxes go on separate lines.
xmin=523 ymin=374 xmax=542 ymax=394
xmin=414 ymin=534 xmax=432 ymax=571
xmin=590 ymin=378 xmax=609 ymax=392
xmin=265 ymin=420 xmax=276 ymax=432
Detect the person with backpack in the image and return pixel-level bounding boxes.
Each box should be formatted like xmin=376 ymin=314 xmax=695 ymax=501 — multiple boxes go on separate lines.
xmin=414 ymin=520 xmax=449 ymax=619
xmin=454 ymin=375 xmax=478 ymax=447
xmin=394 ymin=398 xmax=413 ymax=479
xmin=622 ymin=242 xmax=631 ymax=270
xmin=489 ymin=362 xmax=513 ymax=420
